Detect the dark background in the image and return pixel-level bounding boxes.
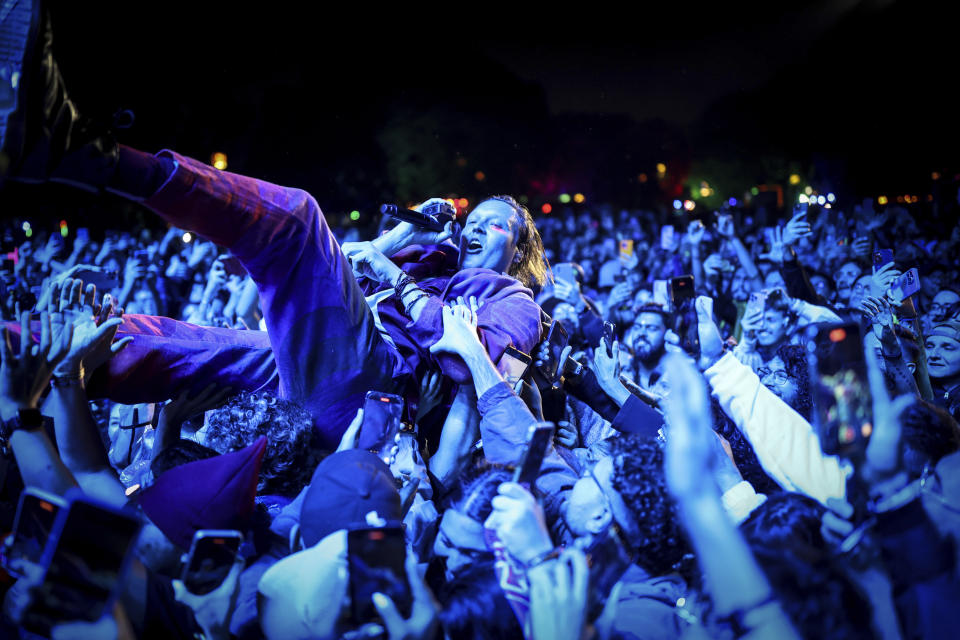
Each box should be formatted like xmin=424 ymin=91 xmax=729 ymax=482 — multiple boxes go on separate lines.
xmin=4 ymin=0 xmax=958 ymax=227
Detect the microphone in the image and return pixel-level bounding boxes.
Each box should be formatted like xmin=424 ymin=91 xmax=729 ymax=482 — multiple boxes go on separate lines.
xmin=380 ymin=202 xmax=456 ymax=233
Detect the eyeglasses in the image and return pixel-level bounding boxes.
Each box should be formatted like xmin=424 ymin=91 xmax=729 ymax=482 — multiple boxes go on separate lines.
xmin=756 ymin=368 xmax=791 ymax=385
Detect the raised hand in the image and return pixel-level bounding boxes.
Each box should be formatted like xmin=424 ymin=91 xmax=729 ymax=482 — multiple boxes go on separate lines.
xmin=662 ymin=353 xmax=716 ymax=500
xmin=528 ymin=548 xmax=588 ymax=640
xmin=851 ymin=236 xmax=872 ymax=259
xmin=415 ymin=370 xmax=443 ymax=422
xmin=714 ymin=212 xmax=736 ymax=240
xmin=1 ymin=310 xmax=72 ymax=417
xmin=858 ymin=295 xmax=894 ymax=339
xmin=483 ymin=482 xmax=554 ymax=563
xmin=870 ymin=262 xmax=901 ymax=298
xmin=781 ymin=210 xmax=813 ymax=246
xmin=429 ymin=298 xmax=482 ymax=359
xmin=686 ymin=220 xmax=706 ymax=246
xmin=50 ymin=280 xmax=132 ymax=378
xmin=371 ymin=547 xmax=440 ymax=640
xmin=695 ymin=296 xmax=724 ymax=370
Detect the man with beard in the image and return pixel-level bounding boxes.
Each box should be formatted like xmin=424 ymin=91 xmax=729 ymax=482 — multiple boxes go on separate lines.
xmin=623 ymin=304 xmax=671 ymax=390
xmin=832 ymin=261 xmax=863 ymax=308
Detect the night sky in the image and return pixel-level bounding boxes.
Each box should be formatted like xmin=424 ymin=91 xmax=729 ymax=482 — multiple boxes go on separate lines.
xmin=6 ymin=0 xmax=958 ymax=221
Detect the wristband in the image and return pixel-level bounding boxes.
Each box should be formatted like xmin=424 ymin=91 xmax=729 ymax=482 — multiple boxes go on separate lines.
xmin=51 ymin=366 xmax=85 ymax=388
xmin=394 ymin=274 xmax=417 ymax=300
xmin=403 ymin=293 xmax=428 ymax=317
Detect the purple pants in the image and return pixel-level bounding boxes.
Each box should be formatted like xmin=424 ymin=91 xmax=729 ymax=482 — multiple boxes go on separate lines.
xmin=100 ymin=152 xmax=407 ymax=448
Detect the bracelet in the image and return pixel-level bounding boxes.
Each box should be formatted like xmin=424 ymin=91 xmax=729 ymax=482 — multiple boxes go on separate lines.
xmin=403 ymin=293 xmax=428 ymax=317
xmin=524 ymin=547 xmax=561 ymax=570
xmin=51 ymin=367 xmax=85 ymax=388
xmin=394 ymin=274 xmax=417 ymax=300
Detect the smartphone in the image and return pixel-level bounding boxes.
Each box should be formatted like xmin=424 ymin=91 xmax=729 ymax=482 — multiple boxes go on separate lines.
xmin=618 ymin=238 xmax=634 ymax=261
xmin=659 ymin=226 xmax=676 ymax=251
xmin=603 ymin=321 xmax=616 ymax=357
xmin=347 ymin=526 xmax=411 ymax=625
xmin=806 ymin=323 xmax=873 ymax=459
xmin=872 ymin=249 xmax=894 ymax=271
xmin=2 ymin=489 xmax=66 ymax=577
xmin=221 ymin=255 xmax=246 ymax=278
xmin=20 ymin=493 xmax=142 ymax=635
xmin=583 ymin=525 xmax=634 ymax=620
xmin=132 ymin=249 xmax=150 ymax=263
xmin=497 ymin=346 xmax=532 ymax=385
xmin=537 ymin=320 xmax=569 ymax=382
xmin=888 ymin=268 xmax=921 ymax=301
xmin=357 ymin=391 xmax=404 ymax=455
xmin=552 ymin=263 xmax=579 ymax=287
xmin=746 ymin=291 xmax=767 ymax=318
xmin=669 ymin=275 xmax=696 ymax=312
xmin=512 ymin=422 xmax=555 ymax=486
xmin=179 ymin=530 xmax=243 ymax=595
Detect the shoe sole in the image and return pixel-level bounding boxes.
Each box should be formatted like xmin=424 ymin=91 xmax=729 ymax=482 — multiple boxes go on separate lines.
xmin=0 ymin=0 xmax=40 ymax=175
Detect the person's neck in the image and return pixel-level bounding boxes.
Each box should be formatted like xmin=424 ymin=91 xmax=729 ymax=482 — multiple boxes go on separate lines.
xmin=934 ymin=373 xmax=960 ymax=392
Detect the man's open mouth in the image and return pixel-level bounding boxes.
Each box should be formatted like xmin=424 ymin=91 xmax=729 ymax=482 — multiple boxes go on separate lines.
xmin=465 ymin=239 xmax=483 ymax=254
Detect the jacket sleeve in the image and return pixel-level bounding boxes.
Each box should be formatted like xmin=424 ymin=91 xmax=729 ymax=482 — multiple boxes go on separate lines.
xmin=476 ymin=382 xmax=578 ymax=504
xmin=704 ymin=352 xmax=850 ymax=505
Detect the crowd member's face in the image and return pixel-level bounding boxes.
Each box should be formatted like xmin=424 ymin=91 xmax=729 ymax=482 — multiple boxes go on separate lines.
xmin=757 ymin=356 xmax=800 ymax=407
xmin=925 ymin=336 xmax=960 ymax=382
xmin=730 ymin=268 xmax=751 ymax=301
xmin=432 ymin=508 xmax=489 ymax=578
xmin=133 ymin=289 xmax=159 ymax=316
xmin=757 ymin=308 xmax=791 ymax=347
xmin=929 ymin=290 xmax=960 ymax=323
xmin=565 ymin=468 xmax=612 ymax=537
xmin=626 ymin=312 xmax=666 ymax=362
xmin=459 ymin=200 xmax=520 ymax=274
xmin=834 ymin=262 xmax=862 ymax=301
xmin=848 ymin=275 xmax=872 ymax=311
xmin=809 ymin=274 xmax=832 ymax=300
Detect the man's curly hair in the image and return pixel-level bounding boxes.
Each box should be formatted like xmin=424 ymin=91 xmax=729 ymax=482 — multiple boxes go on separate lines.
xmin=608 ymin=434 xmax=693 ymax=578
xmin=203 ymin=391 xmax=319 ymax=497
xmin=775 ymin=343 xmax=812 ymax=420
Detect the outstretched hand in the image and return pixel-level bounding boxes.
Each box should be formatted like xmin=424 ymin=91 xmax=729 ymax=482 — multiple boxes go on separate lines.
xmin=372 ymin=547 xmax=439 ymax=640
xmin=662 ymin=353 xmax=716 ymax=500
xmin=429 ymin=298 xmax=482 ymax=359
xmin=695 ymin=296 xmax=724 ymax=370
xmin=1 ymin=310 xmax=72 ymax=417
xmin=49 ymin=279 xmax=132 ymax=377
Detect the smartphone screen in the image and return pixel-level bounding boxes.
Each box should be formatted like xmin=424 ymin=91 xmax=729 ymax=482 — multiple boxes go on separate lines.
xmin=652 ymin=280 xmax=669 ymax=307
xmin=497 ymin=346 xmax=532 ymax=385
xmin=872 ymin=249 xmax=894 ymax=271
xmin=538 ymin=321 xmax=569 ymax=381
xmin=659 ymin=226 xmax=675 ymax=251
xmin=512 ymin=423 xmax=555 ymax=486
xmin=180 ymin=530 xmax=243 ymax=595
xmin=807 ymin=323 xmax=873 ymax=458
xmin=357 ymin=392 xmax=404 ymax=454
xmin=22 ymin=497 xmax=141 ymax=633
xmin=348 ymin=527 xmax=411 ymax=624
xmin=669 ymin=275 xmax=695 ymax=312
xmin=3 ymin=490 xmax=65 ymax=576
xmin=618 ymin=239 xmax=634 ymax=261
xmin=603 ymin=322 xmax=616 ymax=357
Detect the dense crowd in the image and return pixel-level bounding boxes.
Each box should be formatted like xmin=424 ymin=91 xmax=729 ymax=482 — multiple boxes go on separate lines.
xmin=1 ymin=190 xmax=959 ymax=640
